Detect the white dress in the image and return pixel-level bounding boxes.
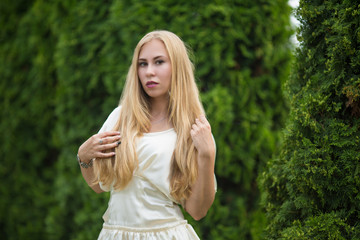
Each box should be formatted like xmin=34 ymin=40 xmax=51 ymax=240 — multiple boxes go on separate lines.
xmin=96 ymin=107 xmax=200 ymax=240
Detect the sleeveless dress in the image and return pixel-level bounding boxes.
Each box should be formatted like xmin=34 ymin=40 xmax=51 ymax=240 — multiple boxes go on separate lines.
xmin=96 ymin=107 xmax=200 ymax=240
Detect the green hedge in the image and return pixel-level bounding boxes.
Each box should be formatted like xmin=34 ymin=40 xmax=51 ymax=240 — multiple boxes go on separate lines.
xmin=0 ymin=0 xmax=292 ymax=239
xmin=260 ymin=0 xmax=360 ymax=239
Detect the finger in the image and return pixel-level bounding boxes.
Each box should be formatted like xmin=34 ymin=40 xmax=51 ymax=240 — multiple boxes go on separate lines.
xmin=91 ymin=133 xmax=113 ymax=145
xmin=96 ymin=151 xmax=116 ymax=158
xmin=199 ymin=115 xmax=208 ymax=124
xmin=98 ymin=141 xmax=120 ymax=151
xmin=195 ymin=118 xmax=201 ymax=125
xmin=99 ymin=131 xmax=121 ymax=138
xmin=99 ymin=135 xmax=121 ymax=145
xmin=110 ymin=134 xmax=121 ymax=141
xmin=192 ymin=123 xmax=199 ymax=132
xmin=190 ymin=129 xmax=196 ymax=138
xmin=198 ymin=115 xmax=211 ymax=130
xmin=194 ymin=118 xmax=206 ymax=130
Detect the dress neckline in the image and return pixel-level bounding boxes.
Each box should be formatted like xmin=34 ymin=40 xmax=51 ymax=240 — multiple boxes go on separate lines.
xmin=143 ymin=128 xmax=175 ymax=136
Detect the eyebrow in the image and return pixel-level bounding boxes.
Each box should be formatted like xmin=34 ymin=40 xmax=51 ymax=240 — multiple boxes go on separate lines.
xmin=138 ymin=55 xmax=166 ymax=61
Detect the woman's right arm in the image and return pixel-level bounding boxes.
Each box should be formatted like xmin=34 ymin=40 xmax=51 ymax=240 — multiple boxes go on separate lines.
xmin=77 ymin=131 xmax=121 ymax=193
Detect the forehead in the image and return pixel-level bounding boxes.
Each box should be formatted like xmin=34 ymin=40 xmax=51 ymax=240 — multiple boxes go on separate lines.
xmin=138 ymin=39 xmax=169 ymax=59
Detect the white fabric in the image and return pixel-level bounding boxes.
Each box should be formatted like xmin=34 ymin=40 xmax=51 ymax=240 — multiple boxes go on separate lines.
xmin=98 ymin=220 xmax=199 ymax=240
xmin=96 ymin=107 xmax=200 ymax=240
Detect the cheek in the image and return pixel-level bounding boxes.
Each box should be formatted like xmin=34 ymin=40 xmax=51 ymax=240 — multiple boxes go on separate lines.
xmin=163 ymin=65 xmax=172 ymax=79
xmin=138 ymin=69 xmax=145 ymax=82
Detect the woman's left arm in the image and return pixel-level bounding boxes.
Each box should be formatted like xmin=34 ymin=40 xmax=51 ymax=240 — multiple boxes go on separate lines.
xmin=185 ymin=115 xmax=216 ymax=221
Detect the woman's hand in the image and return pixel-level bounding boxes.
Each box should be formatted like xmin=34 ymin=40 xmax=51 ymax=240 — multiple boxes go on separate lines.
xmin=190 ymin=115 xmax=215 ymax=158
xmin=186 ymin=115 xmax=216 ymax=220
xmin=78 ymin=131 xmax=121 ymax=163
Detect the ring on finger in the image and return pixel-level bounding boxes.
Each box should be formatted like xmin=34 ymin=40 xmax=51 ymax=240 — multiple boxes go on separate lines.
xmin=99 ymin=139 xmax=103 ymax=144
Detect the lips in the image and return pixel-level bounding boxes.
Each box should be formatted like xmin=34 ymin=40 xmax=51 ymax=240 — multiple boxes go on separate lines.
xmin=146 ymin=81 xmax=158 ymax=88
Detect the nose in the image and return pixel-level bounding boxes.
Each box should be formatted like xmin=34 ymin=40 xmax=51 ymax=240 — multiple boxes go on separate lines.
xmin=145 ymin=64 xmax=155 ymax=77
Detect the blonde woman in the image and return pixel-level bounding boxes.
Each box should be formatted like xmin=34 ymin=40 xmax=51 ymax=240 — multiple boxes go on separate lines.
xmin=77 ymin=30 xmax=216 ymax=239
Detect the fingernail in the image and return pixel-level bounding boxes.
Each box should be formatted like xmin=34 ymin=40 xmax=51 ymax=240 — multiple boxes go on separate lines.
xmin=117 ymin=141 xmax=121 ymax=145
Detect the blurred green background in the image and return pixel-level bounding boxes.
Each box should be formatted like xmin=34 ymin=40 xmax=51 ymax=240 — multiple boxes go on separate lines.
xmin=0 ymin=0 xmax=294 ymax=239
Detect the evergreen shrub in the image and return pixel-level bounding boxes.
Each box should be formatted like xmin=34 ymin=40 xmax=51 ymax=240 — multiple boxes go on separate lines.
xmin=260 ymin=0 xmax=360 ymax=239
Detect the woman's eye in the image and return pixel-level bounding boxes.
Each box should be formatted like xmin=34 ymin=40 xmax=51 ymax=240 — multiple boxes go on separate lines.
xmin=139 ymin=62 xmax=147 ymax=67
xmin=155 ymin=60 xmax=164 ymax=65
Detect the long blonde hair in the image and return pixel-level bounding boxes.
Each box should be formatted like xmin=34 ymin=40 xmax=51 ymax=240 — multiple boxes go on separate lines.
xmin=93 ymin=30 xmax=204 ymax=202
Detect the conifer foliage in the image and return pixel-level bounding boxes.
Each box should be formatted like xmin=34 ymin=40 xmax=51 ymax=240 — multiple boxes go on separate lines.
xmin=0 ymin=0 xmax=292 ymax=239
xmin=260 ymin=0 xmax=360 ymax=239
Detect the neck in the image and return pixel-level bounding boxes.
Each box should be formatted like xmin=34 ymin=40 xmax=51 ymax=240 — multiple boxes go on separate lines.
xmin=148 ymin=98 xmax=173 ymax=132
xmin=150 ymin=97 xmax=169 ymax=120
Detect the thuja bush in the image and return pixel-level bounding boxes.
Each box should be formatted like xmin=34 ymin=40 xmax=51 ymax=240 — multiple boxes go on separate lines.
xmin=0 ymin=0 xmax=292 ymax=239
xmin=260 ymin=0 xmax=360 ymax=239
xmin=0 ymin=0 xmax=58 ymax=239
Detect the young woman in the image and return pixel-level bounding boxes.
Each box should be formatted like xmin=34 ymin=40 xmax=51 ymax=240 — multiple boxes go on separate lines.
xmin=77 ymin=30 xmax=216 ymax=239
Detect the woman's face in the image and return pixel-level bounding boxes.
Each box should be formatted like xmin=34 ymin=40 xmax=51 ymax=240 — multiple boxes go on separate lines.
xmin=138 ymin=39 xmax=172 ymax=101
